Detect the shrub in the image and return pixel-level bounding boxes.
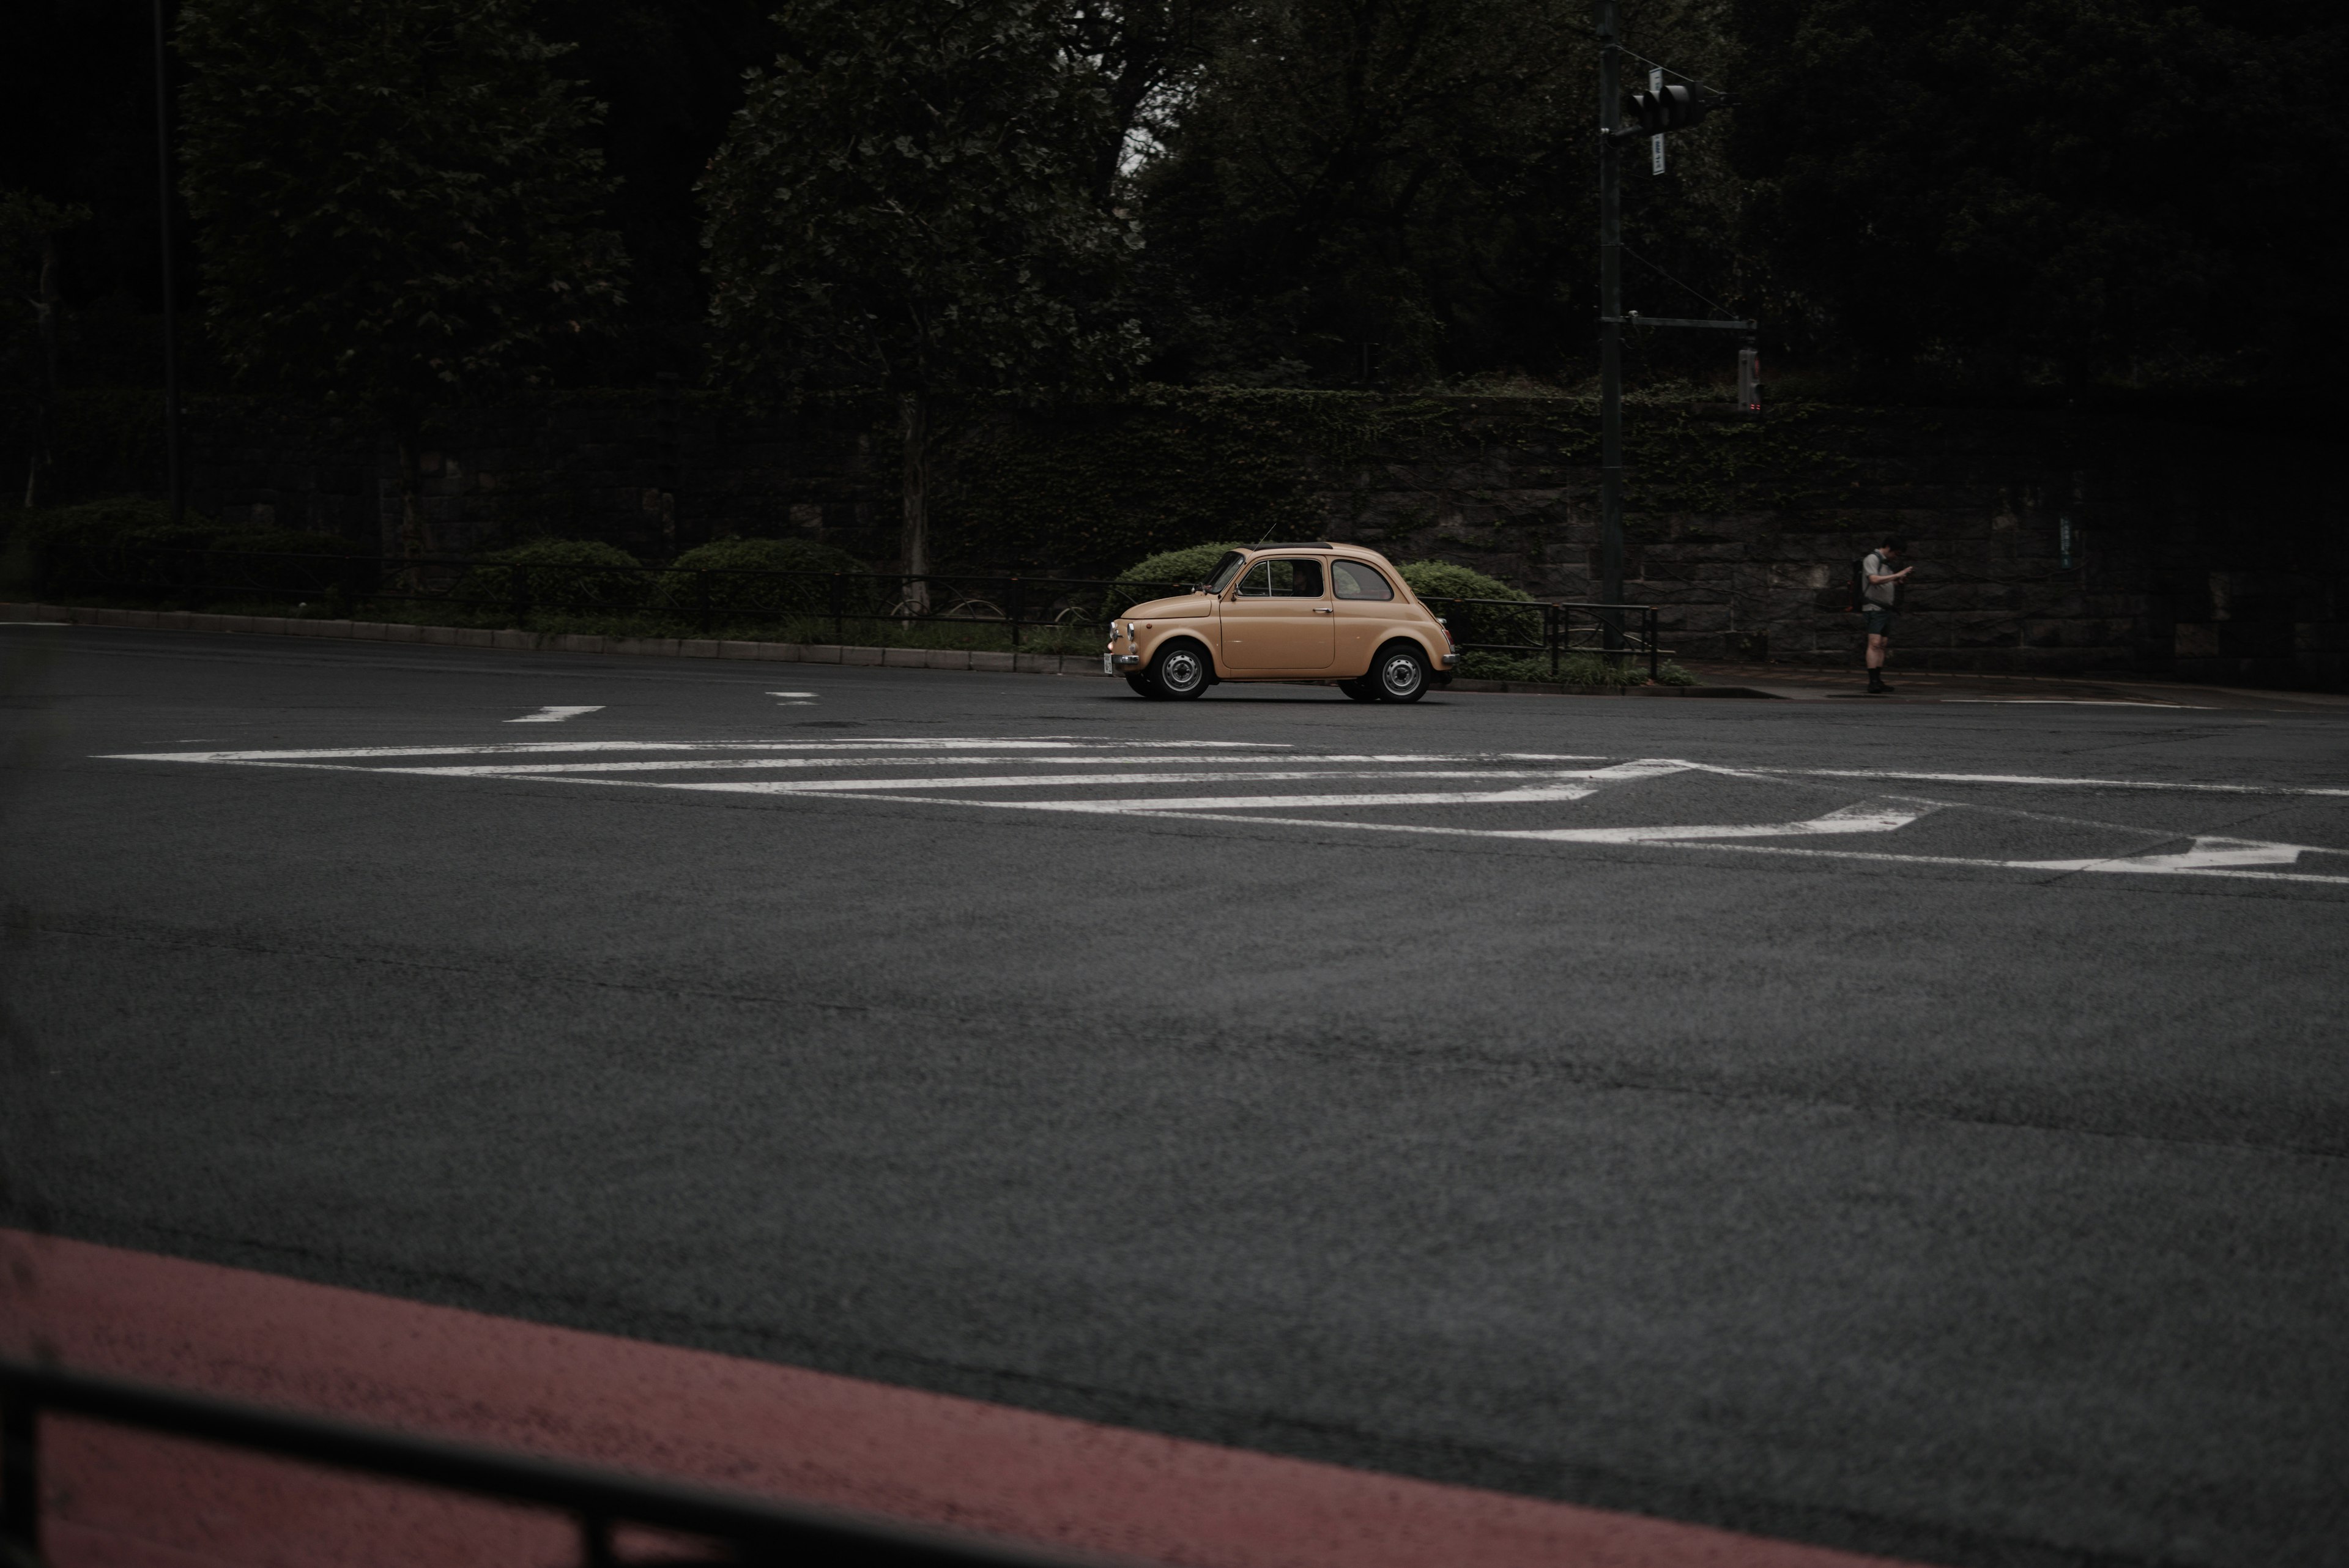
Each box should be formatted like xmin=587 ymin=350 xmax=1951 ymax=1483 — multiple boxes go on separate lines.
xmin=469 ymin=539 xmax=648 ymax=612
xmin=650 ymin=536 xmax=878 ymax=619
xmin=1102 ymin=540 xmax=1245 ymax=617
xmin=4 ymin=497 xmax=215 ymax=594
xmin=1396 ymin=559 xmax=1543 ymax=652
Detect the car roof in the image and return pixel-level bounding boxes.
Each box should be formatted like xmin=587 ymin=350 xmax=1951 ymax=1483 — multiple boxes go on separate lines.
xmin=1241 ymin=542 xmax=1390 ymax=560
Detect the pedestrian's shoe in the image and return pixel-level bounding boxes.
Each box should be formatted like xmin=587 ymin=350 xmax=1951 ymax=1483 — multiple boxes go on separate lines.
xmin=1867 ymin=675 xmax=1893 ymax=694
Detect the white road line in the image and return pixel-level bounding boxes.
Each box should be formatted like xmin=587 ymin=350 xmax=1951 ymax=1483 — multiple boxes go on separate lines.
xmin=1757 ymin=767 xmax=2349 ymax=799
xmin=573 ymin=769 xmax=1601 ymax=796
xmin=508 ymin=706 xmax=605 ymax=723
xmin=1937 ymin=699 xmax=2213 ymax=708
xmin=932 ymin=787 xmax=1606 ymax=812
xmin=976 ymin=808 xmax=2349 ymax=885
xmin=102 ymin=738 xmax=1294 ymax=763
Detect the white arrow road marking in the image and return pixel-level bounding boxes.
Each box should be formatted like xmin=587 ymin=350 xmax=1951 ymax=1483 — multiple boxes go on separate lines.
xmin=1514 ymin=802 xmax=1930 ymax=842
xmin=508 ymin=706 xmax=604 ymax=724
xmin=87 ymin=742 xmax=2349 ymax=890
xmin=2006 ymin=836 xmax=2312 ymax=874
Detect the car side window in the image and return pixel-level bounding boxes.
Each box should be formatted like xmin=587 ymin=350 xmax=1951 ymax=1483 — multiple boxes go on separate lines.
xmin=1332 ymin=561 xmax=1394 ymax=601
xmin=1235 ymin=559 xmax=1325 ymax=598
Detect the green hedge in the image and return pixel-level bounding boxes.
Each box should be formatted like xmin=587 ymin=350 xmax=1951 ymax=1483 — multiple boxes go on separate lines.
xmin=2 ymin=496 xmax=363 ymax=595
xmin=1395 ymin=559 xmax=1542 ymax=651
xmin=650 ymin=537 xmax=880 ymax=618
xmin=469 ymin=540 xmax=650 ymax=612
xmin=1102 ymin=540 xmax=1244 ymax=618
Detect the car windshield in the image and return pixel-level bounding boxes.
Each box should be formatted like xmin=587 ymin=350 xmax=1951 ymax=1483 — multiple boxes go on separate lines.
xmin=1205 ymin=551 xmax=1248 ymax=593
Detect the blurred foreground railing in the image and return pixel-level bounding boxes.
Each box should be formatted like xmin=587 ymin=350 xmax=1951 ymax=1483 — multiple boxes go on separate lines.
xmin=0 ymin=1359 xmax=1099 ymax=1568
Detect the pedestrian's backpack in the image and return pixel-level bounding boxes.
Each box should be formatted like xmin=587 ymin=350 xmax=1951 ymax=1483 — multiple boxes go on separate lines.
xmin=1847 ymin=555 xmax=1869 ymax=612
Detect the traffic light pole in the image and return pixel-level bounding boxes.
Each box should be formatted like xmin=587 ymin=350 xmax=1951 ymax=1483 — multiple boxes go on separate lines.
xmin=1595 ymin=0 xmax=1625 ymax=642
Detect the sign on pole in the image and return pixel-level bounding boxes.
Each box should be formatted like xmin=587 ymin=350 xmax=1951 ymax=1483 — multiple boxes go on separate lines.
xmin=1650 ymin=69 xmax=1665 ymax=173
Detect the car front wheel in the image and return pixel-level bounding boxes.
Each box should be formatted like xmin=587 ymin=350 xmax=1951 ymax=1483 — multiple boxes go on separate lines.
xmin=1149 ymin=641 xmax=1213 ymax=700
xmin=1373 ymin=643 xmax=1428 ymax=703
xmin=1124 ymin=672 xmax=1159 ymax=699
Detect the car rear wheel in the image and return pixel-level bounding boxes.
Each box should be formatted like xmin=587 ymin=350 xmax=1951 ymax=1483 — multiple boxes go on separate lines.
xmin=1149 ymin=640 xmax=1212 ymax=700
xmin=1337 ymin=678 xmax=1381 ymax=702
xmin=1373 ymin=643 xmax=1428 ymax=703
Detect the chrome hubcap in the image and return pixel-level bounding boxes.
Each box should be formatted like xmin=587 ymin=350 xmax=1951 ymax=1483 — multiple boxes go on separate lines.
xmin=1380 ymin=654 xmax=1420 ymax=696
xmin=1162 ymin=650 xmax=1204 ymax=691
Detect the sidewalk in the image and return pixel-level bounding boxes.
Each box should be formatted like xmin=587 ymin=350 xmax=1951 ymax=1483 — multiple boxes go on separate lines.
xmin=1675 ymin=659 xmax=2349 ymax=713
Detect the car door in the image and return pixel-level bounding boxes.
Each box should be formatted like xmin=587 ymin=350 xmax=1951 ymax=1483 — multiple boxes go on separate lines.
xmin=1329 ymin=557 xmax=1405 ymax=674
xmin=1222 ymin=557 xmax=1335 ymax=669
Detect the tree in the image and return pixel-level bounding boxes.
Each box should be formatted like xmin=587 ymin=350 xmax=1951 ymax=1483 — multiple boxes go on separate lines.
xmin=1729 ymin=0 xmax=2349 ymax=390
xmin=1128 ymin=0 xmax=1588 ymax=386
xmin=177 ymin=0 xmax=627 ymax=554
xmin=1 ymin=190 xmax=91 ymax=508
xmin=700 ymin=0 xmax=1145 ymax=589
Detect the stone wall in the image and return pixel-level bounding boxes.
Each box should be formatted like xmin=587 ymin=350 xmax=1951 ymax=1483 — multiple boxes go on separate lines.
xmin=28 ymin=387 xmax=2344 ymax=687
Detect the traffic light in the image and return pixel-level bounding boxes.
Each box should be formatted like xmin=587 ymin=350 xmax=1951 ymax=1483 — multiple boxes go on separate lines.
xmin=1628 ymin=84 xmax=1721 ymax=134
xmin=1737 ymin=344 xmax=1761 ymax=415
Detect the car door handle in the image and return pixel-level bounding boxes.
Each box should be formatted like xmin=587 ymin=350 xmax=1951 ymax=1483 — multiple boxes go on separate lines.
xmin=1311 ymin=606 xmax=1334 ymax=614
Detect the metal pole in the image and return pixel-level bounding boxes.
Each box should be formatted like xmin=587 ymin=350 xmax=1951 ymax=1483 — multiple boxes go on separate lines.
xmin=1596 ymin=0 xmax=1624 ymax=653
xmin=152 ymin=0 xmax=184 ymax=527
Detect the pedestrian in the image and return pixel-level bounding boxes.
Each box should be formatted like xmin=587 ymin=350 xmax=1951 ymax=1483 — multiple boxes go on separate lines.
xmin=1858 ymin=535 xmax=1911 ymax=694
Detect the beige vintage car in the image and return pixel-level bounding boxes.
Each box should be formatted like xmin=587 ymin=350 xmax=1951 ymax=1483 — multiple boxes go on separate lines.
xmin=1104 ymin=543 xmax=1458 ymax=702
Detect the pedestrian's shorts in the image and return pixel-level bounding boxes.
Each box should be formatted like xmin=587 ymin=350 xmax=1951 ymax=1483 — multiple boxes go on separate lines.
xmin=1861 ymin=607 xmax=1898 ymax=637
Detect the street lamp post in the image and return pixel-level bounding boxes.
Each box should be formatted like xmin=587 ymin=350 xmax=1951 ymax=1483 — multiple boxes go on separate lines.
xmin=1595 ymin=0 xmax=1625 ymax=641
xmin=152 ymin=0 xmax=184 ymax=527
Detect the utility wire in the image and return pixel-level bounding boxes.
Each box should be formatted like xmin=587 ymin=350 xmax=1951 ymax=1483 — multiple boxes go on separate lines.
xmin=1616 ymin=48 xmax=1721 ymax=95
xmin=1619 ymin=244 xmax=1740 ymax=321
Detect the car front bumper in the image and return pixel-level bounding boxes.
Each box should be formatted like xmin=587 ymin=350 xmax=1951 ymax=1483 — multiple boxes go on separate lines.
xmin=1104 ymin=653 xmax=1142 ymax=674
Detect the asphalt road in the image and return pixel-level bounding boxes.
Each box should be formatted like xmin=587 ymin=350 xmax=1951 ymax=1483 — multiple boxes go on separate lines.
xmin=5 ymin=625 xmax=2347 ymax=1568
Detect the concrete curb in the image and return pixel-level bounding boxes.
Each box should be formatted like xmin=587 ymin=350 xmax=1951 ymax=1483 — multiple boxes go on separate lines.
xmin=1441 ymin=677 xmax=1779 ymax=699
xmin=0 ymin=602 xmax=1115 ymax=678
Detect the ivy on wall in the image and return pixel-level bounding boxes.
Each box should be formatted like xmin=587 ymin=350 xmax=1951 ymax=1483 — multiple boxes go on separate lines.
xmin=937 ymin=387 xmax=1866 ymax=574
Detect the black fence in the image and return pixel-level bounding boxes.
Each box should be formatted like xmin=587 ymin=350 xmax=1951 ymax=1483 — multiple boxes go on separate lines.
xmin=21 ymin=544 xmax=1666 ymax=675
xmin=0 ymin=1359 xmax=1105 ymax=1568
xmin=1418 ymin=595 xmax=1664 ymax=682
xmin=26 ymin=545 xmax=1193 ymax=649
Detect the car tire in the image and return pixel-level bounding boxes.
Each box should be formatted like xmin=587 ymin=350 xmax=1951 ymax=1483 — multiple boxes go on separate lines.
xmin=1149 ymin=640 xmax=1212 ymax=700
xmin=1372 ymin=642 xmax=1429 ymax=703
xmin=1337 ymin=678 xmax=1381 ymax=702
xmin=1124 ymin=672 xmax=1160 ymax=699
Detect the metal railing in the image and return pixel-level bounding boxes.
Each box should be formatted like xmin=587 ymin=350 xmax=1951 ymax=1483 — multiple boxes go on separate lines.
xmin=0 ymin=1359 xmax=1105 ymax=1568
xmin=27 ymin=546 xmax=1193 ymax=650
xmin=23 ymin=545 xmax=1668 ymax=677
xmin=1418 ymin=595 xmax=1664 ymax=682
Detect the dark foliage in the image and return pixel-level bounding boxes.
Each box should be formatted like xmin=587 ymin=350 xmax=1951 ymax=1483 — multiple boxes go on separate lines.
xmin=1730 ymin=0 xmax=2349 ymax=391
